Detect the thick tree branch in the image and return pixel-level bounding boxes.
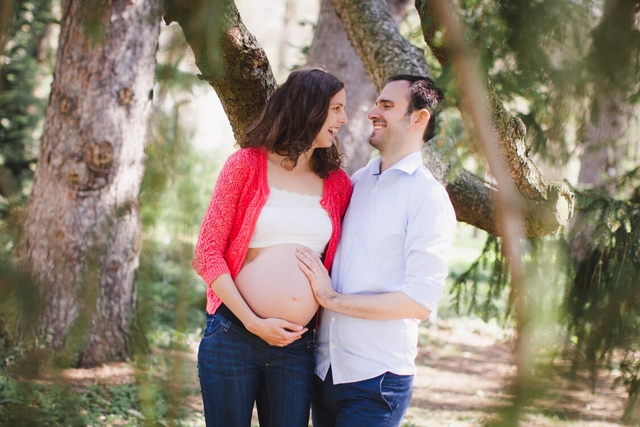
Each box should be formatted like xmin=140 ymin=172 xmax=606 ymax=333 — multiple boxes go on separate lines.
xmin=330 ymin=0 xmax=502 ymax=234
xmin=329 ymin=0 xmax=429 ymax=89
xmin=164 ymin=0 xmax=275 ymax=140
xmin=332 ymin=0 xmax=573 ymax=236
xmin=416 ymin=0 xmax=574 ymax=230
xmin=416 ymin=0 xmax=449 ymax=65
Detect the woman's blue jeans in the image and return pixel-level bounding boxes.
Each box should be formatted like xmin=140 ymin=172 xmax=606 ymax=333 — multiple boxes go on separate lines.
xmin=197 ymin=312 xmax=315 ymax=427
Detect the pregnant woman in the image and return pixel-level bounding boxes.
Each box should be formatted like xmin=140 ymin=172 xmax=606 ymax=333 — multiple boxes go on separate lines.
xmin=192 ymin=68 xmax=352 ymax=427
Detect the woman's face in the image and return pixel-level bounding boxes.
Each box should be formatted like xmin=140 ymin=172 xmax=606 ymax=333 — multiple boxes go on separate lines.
xmin=312 ymin=89 xmax=348 ymax=149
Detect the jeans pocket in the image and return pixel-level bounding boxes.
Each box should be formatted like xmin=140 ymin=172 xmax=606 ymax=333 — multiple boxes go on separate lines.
xmin=379 ymin=372 xmax=398 ymax=410
xmin=379 ymin=372 xmax=413 ymax=411
xmin=202 ymin=315 xmax=225 ymax=339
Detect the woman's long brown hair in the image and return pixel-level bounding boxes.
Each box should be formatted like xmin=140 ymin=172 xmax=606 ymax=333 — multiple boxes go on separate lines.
xmin=240 ymin=68 xmax=344 ymax=178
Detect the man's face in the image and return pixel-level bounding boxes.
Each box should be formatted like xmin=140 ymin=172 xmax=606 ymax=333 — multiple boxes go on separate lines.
xmin=367 ymin=80 xmax=412 ymax=151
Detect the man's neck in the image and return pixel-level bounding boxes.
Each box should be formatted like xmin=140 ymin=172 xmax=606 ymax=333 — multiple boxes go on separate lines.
xmin=379 ymin=145 xmax=421 ymax=173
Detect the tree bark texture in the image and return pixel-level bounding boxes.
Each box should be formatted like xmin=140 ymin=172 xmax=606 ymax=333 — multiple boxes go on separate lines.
xmin=330 ymin=0 xmax=429 ymax=89
xmin=18 ymin=0 xmax=161 ymax=367
xmin=307 ymin=0 xmax=411 ymax=174
xmin=164 ymin=0 xmax=276 ymax=141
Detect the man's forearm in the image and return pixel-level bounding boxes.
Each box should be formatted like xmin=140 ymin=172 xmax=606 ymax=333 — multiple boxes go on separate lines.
xmin=320 ymin=291 xmax=431 ymax=321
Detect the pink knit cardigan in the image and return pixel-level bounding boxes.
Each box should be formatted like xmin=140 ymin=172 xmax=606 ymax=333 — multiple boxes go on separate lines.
xmin=192 ymin=147 xmax=353 ymax=315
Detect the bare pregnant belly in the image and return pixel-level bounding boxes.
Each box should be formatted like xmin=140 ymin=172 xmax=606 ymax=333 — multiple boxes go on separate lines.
xmin=235 ymin=244 xmax=319 ymax=326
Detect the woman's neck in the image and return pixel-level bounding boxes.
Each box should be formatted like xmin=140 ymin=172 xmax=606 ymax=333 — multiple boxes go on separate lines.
xmin=268 ymin=149 xmax=314 ymax=174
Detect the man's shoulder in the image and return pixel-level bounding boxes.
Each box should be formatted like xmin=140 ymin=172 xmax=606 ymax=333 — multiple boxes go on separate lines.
xmin=407 ymin=164 xmax=446 ymax=190
xmin=408 ymin=165 xmax=454 ymax=208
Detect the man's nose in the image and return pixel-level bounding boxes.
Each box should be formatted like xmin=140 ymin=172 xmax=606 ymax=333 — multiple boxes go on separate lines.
xmin=367 ymin=106 xmax=378 ymax=120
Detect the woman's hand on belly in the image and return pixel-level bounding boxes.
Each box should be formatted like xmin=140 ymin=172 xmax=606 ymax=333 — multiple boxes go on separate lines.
xmin=245 ymin=317 xmax=308 ymax=347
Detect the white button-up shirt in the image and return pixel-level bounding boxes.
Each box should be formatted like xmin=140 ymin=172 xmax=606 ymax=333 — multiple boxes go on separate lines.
xmin=315 ymin=151 xmax=457 ymax=384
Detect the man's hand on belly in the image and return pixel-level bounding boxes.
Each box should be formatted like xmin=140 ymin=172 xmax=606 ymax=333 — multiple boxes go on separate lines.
xmin=296 ymin=247 xmax=336 ymax=307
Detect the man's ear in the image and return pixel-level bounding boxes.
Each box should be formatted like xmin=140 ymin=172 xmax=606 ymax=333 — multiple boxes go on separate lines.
xmin=413 ymin=109 xmax=430 ymax=127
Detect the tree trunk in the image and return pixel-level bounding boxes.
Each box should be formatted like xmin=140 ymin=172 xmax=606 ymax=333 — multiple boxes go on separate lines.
xmin=18 ymin=0 xmax=161 ymax=367
xmin=0 ymin=0 xmax=15 ymax=56
xmin=307 ymin=0 xmax=411 ymax=174
xmin=570 ymin=0 xmax=634 ymax=262
xmin=576 ymin=0 xmax=634 ymax=198
xmin=276 ymin=0 xmax=297 ymax=77
xmin=571 ymin=91 xmax=631 ymax=262
xmin=577 ymin=90 xmax=630 ymax=195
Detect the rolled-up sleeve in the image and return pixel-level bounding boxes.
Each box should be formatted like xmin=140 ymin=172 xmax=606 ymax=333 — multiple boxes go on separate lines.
xmin=399 ymin=186 xmax=457 ymax=311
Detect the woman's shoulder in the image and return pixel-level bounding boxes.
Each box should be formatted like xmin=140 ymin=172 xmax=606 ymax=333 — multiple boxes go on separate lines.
xmin=221 ymin=147 xmax=266 ymax=173
xmin=327 ymin=166 xmax=349 ymax=180
xmin=325 ymin=167 xmax=352 ymax=192
xmin=227 ymin=147 xmax=266 ymax=164
xmin=217 ymin=147 xmax=266 ymax=186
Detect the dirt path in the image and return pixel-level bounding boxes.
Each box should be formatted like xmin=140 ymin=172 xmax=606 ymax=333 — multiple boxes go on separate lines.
xmin=406 ymin=318 xmax=628 ymax=427
xmin=57 ymin=317 xmax=629 ymax=426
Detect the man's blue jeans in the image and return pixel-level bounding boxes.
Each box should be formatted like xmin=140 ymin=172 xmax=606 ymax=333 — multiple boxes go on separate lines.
xmin=312 ymin=367 xmax=413 ymax=427
xmin=197 ymin=312 xmax=315 ymax=427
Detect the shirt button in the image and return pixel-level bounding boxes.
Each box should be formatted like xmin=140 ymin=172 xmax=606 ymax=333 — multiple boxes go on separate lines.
xmin=331 ymin=317 xmax=335 ymax=322
xmin=374 ymin=186 xmax=379 ymax=190
xmin=330 ymin=344 xmax=335 ymax=349
xmin=354 ymin=237 xmax=358 ymax=242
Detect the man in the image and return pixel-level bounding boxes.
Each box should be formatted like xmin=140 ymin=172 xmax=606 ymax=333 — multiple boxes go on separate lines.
xmin=297 ymin=74 xmax=457 ymax=427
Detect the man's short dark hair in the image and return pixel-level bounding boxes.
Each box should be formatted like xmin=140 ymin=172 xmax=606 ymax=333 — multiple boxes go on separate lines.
xmin=385 ymin=74 xmax=445 ymax=142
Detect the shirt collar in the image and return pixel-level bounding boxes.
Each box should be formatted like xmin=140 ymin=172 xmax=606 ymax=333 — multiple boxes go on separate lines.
xmin=369 ymin=151 xmax=423 ymax=176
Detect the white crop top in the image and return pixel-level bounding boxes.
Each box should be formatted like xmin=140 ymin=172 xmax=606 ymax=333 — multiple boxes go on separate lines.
xmin=249 ymin=187 xmax=332 ymax=255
